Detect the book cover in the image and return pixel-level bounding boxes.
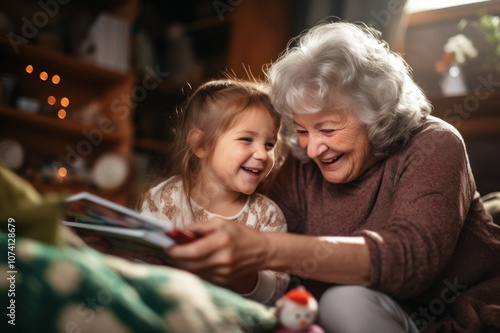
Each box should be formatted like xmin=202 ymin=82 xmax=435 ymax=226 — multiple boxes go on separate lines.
xmin=61 ymin=192 xmax=197 ymax=257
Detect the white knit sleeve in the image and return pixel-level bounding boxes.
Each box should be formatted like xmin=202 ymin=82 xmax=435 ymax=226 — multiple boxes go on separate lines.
xmin=239 ymin=270 xmax=289 ymax=305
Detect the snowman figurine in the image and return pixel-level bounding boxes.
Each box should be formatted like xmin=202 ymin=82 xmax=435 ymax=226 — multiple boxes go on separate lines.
xmin=274 ymin=286 xmax=325 ymax=333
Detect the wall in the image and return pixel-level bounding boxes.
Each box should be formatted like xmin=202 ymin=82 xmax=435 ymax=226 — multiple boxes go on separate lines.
xmin=404 ymin=2 xmax=500 ymax=195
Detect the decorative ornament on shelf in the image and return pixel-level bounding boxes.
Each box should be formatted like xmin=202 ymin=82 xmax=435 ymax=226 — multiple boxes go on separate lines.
xmin=274 ymin=286 xmax=325 ymax=333
xmin=435 ymin=34 xmax=478 ymax=97
xmin=0 ymin=139 xmax=24 ymax=170
xmin=91 ymin=153 xmax=129 ymax=190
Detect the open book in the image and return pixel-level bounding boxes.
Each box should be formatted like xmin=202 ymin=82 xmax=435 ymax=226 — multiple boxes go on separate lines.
xmin=62 ymin=192 xmax=197 ymax=257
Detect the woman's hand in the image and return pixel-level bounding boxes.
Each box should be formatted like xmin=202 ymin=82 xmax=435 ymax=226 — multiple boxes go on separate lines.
xmin=165 ymin=217 xmax=269 ymax=287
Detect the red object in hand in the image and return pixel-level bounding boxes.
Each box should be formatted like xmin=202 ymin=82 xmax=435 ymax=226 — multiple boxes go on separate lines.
xmin=167 ymin=229 xmax=200 ymax=244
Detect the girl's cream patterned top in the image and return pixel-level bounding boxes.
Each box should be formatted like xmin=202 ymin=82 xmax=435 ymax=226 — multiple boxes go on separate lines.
xmin=139 ymin=177 xmax=290 ymax=305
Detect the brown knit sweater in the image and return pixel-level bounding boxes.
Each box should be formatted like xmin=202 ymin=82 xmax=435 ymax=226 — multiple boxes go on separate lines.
xmin=266 ymin=116 xmax=500 ymax=333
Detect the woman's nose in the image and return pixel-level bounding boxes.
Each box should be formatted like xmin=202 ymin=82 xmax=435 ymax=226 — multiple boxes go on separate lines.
xmin=307 ymin=134 xmax=327 ymax=158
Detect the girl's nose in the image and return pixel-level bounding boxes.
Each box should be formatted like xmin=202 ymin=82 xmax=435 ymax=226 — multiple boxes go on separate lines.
xmin=253 ymin=144 xmax=269 ymax=160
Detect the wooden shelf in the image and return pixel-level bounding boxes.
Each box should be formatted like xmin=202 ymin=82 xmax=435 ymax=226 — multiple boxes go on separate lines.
xmin=27 ymin=178 xmax=132 ymax=205
xmin=429 ymin=92 xmax=500 ymax=139
xmin=430 ymin=92 xmax=500 ymax=119
xmin=0 ymin=37 xmax=129 ymax=85
xmin=0 ymin=105 xmax=123 ymax=143
xmin=0 ymin=1 xmax=137 ymax=204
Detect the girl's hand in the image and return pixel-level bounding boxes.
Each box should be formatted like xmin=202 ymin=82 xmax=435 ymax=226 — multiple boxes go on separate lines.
xmin=165 ymin=217 xmax=269 ymax=287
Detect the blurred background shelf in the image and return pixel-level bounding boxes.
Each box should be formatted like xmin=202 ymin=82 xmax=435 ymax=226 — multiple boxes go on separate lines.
xmin=0 ymin=0 xmax=137 ymax=204
xmin=0 ymin=0 xmax=291 ymax=205
xmin=0 ymin=105 xmax=124 ymax=143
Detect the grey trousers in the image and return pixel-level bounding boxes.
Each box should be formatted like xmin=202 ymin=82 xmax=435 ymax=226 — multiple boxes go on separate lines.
xmin=318 ymin=286 xmax=419 ymax=333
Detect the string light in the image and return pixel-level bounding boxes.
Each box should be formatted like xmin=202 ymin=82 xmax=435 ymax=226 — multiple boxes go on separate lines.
xmin=57 ymin=167 xmax=68 ymax=178
xmin=52 ymin=75 xmax=60 ymax=84
xmin=47 ymin=96 xmax=56 ymax=105
xmin=39 ymin=71 xmax=48 ymax=81
xmin=60 ymin=97 xmax=69 ymax=107
xmin=25 ymin=65 xmax=34 ymax=74
xmin=57 ymin=109 xmax=66 ymax=119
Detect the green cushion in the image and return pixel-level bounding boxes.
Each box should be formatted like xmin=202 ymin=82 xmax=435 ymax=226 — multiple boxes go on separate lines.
xmin=0 ymin=166 xmax=67 ymax=246
xmin=0 ymin=234 xmax=278 ymax=332
xmin=0 ymin=165 xmax=279 ymax=332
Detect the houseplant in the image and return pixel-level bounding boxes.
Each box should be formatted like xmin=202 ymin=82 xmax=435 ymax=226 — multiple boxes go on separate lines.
xmin=435 ymin=33 xmax=478 ymax=96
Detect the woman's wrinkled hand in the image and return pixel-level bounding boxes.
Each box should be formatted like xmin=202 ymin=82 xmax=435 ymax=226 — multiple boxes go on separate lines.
xmin=165 ymin=217 xmax=269 ymax=287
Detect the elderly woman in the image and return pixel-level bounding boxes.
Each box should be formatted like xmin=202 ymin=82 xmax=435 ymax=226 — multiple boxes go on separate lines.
xmin=166 ymin=22 xmax=500 ymax=333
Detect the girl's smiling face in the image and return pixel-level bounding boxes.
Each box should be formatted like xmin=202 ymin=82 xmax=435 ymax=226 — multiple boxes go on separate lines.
xmin=202 ymin=106 xmax=277 ymax=196
xmin=293 ymin=109 xmax=377 ymax=184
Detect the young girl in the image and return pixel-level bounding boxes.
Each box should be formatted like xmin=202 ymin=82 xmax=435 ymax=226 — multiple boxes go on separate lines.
xmin=138 ymin=78 xmax=289 ymax=305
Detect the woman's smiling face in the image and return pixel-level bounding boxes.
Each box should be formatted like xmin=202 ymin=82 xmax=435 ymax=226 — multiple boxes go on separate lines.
xmin=293 ymin=109 xmax=377 ymax=184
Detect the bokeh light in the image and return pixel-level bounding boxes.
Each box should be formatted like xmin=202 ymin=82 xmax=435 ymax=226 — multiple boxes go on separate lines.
xmin=52 ymin=75 xmax=60 ymax=84
xmin=57 ymin=167 xmax=68 ymax=178
xmin=47 ymin=96 xmax=56 ymax=105
xmin=60 ymin=97 xmax=69 ymax=107
xmin=57 ymin=109 xmax=66 ymax=119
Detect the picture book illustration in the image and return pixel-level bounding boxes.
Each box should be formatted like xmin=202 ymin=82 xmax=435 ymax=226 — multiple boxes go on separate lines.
xmin=62 ymin=192 xmax=200 ymax=252
xmin=63 ymin=192 xmax=165 ymax=231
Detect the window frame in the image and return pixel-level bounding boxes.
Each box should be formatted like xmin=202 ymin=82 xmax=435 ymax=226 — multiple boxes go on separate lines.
xmin=407 ymin=1 xmax=500 ymax=27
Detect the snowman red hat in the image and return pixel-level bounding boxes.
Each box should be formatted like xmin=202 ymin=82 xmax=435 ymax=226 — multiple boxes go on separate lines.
xmin=284 ymin=286 xmax=316 ymax=306
xmin=275 ymin=286 xmax=324 ymax=333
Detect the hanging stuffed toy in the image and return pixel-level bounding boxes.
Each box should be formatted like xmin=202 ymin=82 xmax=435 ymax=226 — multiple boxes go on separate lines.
xmin=274 ymin=286 xmax=325 ymax=333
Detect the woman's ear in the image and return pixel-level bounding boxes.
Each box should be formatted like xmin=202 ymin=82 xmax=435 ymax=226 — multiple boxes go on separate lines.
xmin=188 ymin=128 xmax=207 ymax=158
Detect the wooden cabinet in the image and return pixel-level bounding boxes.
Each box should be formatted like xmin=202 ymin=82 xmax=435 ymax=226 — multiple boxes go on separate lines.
xmin=0 ymin=2 xmax=137 ymax=204
xmin=0 ymin=0 xmax=292 ymax=204
xmin=430 ymin=92 xmax=500 ymax=139
xmin=430 ymin=93 xmax=500 ymax=195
